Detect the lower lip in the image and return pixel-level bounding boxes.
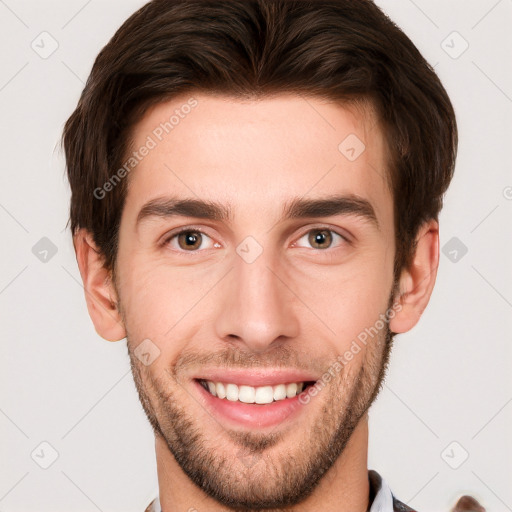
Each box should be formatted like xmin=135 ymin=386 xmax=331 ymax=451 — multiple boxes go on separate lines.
xmin=194 ymin=380 xmax=313 ymax=429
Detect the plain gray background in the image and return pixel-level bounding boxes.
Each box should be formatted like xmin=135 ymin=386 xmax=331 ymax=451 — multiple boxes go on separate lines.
xmin=1 ymin=0 xmax=511 ymax=510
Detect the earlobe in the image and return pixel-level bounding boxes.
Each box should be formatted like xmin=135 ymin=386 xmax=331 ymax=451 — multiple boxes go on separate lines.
xmin=74 ymin=229 xmax=126 ymax=342
xmin=389 ymin=220 xmax=439 ymax=334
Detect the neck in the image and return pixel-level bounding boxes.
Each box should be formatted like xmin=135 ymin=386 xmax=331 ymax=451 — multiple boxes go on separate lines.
xmin=155 ymin=413 xmax=370 ymax=512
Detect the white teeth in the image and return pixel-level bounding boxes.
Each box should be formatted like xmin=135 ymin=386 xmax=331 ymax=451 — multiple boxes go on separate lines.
xmin=238 ymin=385 xmax=255 ymax=403
xmin=286 ymin=382 xmax=298 ymax=398
xmin=202 ymin=380 xmax=309 ymax=404
xmin=273 ymin=384 xmax=287 ymax=401
xmin=225 ymin=383 xmax=239 ymax=401
xmin=255 ymin=385 xmax=274 ymax=404
xmin=207 ymin=381 xmax=217 ymax=396
xmin=216 ymin=382 xmax=226 ymax=399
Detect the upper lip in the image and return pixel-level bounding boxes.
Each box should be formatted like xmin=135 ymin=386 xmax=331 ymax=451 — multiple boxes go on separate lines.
xmin=194 ymin=369 xmax=319 ymax=387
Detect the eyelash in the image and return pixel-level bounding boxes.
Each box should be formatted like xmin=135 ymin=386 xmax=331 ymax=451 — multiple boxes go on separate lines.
xmin=161 ymin=226 xmax=351 ymax=255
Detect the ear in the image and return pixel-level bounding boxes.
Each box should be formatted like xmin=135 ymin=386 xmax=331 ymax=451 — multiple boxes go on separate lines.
xmin=73 ymin=229 xmax=126 ymax=342
xmin=389 ymin=219 xmax=439 ymax=334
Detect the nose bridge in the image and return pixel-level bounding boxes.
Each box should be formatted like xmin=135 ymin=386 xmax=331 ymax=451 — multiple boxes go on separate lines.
xmin=214 ymin=242 xmax=299 ymax=351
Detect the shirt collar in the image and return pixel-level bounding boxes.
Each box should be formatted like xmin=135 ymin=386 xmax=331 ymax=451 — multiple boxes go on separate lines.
xmin=368 ymin=469 xmax=395 ymax=512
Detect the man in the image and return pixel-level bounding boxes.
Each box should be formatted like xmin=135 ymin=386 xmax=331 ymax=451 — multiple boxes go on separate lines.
xmin=62 ymin=1 xmax=483 ymax=510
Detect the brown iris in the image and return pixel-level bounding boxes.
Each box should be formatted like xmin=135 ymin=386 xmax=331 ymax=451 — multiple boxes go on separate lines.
xmin=308 ymin=229 xmax=333 ymax=249
xmin=177 ymin=231 xmax=203 ymax=251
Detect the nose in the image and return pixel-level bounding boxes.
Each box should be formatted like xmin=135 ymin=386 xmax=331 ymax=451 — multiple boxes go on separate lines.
xmin=214 ymin=246 xmax=300 ymax=353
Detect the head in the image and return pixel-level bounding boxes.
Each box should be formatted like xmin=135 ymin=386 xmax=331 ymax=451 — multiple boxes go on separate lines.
xmin=63 ymin=0 xmax=457 ymax=509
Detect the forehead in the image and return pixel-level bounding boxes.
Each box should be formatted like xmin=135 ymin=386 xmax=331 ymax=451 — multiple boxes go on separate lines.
xmin=122 ymin=92 xmax=392 ymax=228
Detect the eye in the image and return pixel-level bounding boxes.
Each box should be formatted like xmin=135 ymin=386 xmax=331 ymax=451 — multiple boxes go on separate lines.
xmin=163 ymin=228 xmax=219 ymax=252
xmin=162 ymin=226 xmax=349 ymax=254
xmin=293 ymin=228 xmax=349 ymax=250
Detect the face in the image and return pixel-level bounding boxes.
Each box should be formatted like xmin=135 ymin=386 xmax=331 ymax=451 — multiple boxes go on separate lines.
xmin=114 ymin=93 xmax=398 ymax=509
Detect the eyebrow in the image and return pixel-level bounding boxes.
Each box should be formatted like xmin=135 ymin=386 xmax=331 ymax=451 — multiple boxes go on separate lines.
xmin=136 ymin=194 xmax=379 ymax=230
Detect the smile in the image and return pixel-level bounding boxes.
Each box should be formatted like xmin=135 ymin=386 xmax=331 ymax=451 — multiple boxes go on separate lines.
xmin=198 ymin=379 xmax=316 ymax=404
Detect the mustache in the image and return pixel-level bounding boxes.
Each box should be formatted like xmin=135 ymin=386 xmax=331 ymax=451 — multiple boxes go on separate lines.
xmin=169 ymin=345 xmax=330 ymax=376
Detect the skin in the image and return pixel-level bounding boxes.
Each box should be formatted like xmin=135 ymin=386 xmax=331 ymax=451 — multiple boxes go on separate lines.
xmin=74 ymin=93 xmax=439 ymax=512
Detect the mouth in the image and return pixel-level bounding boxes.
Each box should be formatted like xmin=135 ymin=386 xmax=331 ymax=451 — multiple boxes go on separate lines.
xmin=196 ymin=378 xmax=317 ymax=405
xmin=193 ymin=376 xmax=319 ymax=429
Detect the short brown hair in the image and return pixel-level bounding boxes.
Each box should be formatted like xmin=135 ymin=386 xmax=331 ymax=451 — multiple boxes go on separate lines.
xmin=62 ymin=0 xmax=457 ymax=280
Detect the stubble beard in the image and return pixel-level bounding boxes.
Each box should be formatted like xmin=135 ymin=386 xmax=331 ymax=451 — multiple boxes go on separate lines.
xmin=124 ymin=307 xmax=396 ymax=512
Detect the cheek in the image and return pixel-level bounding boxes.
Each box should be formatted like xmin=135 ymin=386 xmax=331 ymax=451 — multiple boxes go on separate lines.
xmin=118 ymin=257 xmax=221 ymax=343
xmin=309 ymin=258 xmax=394 ymax=349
